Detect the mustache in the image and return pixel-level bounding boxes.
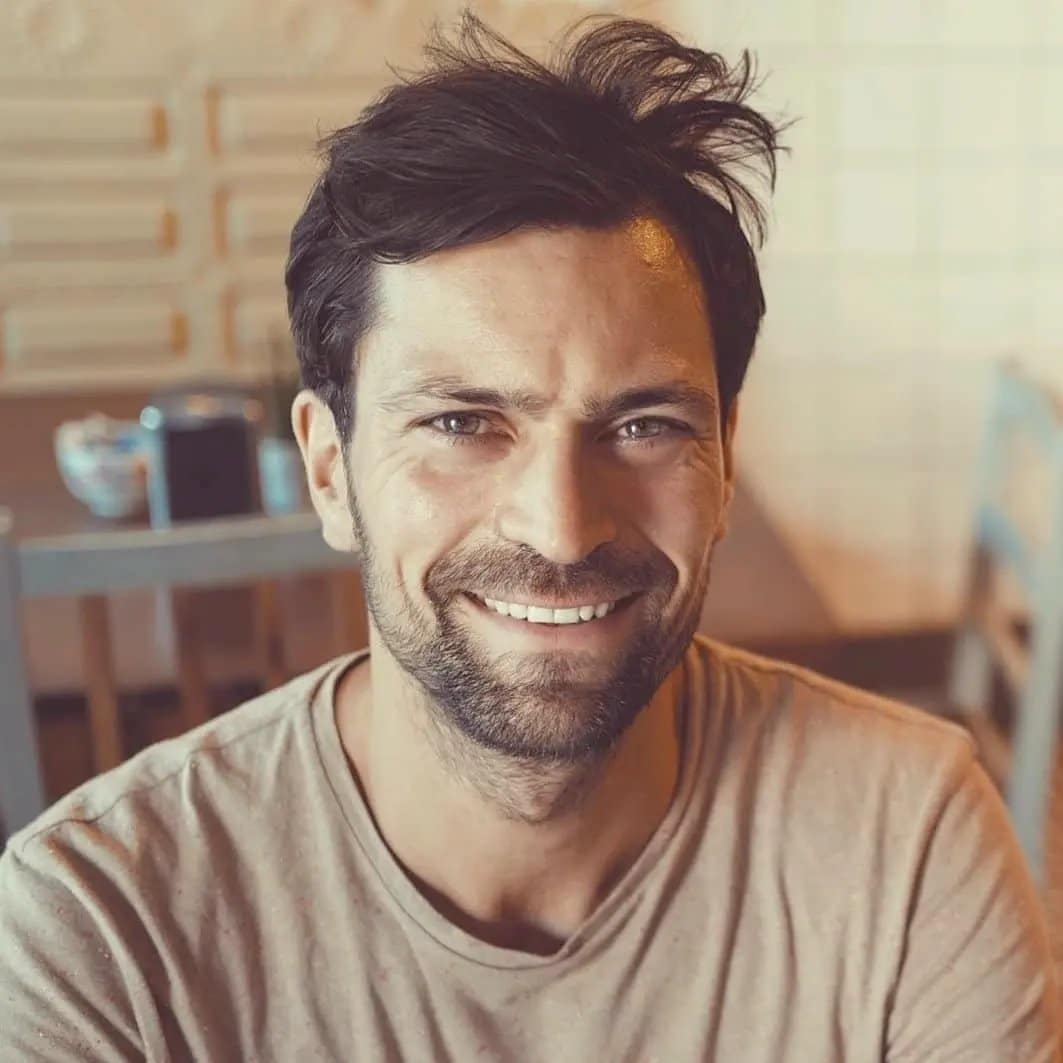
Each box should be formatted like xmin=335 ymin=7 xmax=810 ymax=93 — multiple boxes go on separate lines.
xmin=426 ymin=542 xmax=675 ymax=602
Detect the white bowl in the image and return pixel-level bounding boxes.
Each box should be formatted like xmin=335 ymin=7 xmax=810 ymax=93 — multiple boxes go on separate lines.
xmin=54 ymin=415 xmax=149 ymax=520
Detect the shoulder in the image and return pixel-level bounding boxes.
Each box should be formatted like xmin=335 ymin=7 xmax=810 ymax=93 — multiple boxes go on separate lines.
xmin=692 ymin=632 xmax=976 ymax=767
xmin=687 ymin=634 xmax=981 ymax=846
xmin=4 ymin=653 xmax=355 ymax=867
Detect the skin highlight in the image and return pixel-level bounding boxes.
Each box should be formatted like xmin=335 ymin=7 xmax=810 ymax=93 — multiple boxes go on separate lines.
xmin=292 ymin=215 xmax=738 ymax=954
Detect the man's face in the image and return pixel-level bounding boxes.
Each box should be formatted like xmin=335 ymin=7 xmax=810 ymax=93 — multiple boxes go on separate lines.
xmin=327 ymin=217 xmax=735 ymax=763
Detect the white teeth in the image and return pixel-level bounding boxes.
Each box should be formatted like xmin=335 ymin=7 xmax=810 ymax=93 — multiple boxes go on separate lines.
xmin=478 ymin=595 xmax=619 ymax=624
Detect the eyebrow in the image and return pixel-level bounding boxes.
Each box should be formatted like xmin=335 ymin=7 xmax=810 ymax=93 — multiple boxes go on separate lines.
xmin=378 ymin=373 xmax=719 ymax=424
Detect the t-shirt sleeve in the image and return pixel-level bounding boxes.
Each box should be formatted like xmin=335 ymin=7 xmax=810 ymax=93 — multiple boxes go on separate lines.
xmin=0 ymin=839 xmax=145 ymax=1062
xmin=886 ymin=741 xmax=1062 ymax=1062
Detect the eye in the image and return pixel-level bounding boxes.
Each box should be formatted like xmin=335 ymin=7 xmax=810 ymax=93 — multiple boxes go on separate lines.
xmin=431 ymin=412 xmax=482 ymax=433
xmin=616 ymin=417 xmax=685 ymax=443
xmin=423 ymin=411 xmax=497 ymax=446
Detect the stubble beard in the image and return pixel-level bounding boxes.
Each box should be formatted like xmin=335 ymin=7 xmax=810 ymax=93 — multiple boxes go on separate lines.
xmin=347 ymin=485 xmax=710 ymax=773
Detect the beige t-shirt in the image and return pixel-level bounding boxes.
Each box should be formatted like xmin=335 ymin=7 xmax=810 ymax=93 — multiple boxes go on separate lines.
xmin=1 ymin=635 xmax=1059 ymax=1062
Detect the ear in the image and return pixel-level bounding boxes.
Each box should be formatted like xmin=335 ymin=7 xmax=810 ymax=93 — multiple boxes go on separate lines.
xmin=291 ymin=390 xmax=358 ymax=553
xmin=713 ymin=398 xmax=740 ymax=544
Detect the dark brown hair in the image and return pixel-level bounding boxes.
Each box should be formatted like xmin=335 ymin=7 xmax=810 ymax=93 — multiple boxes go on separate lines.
xmin=286 ymin=10 xmax=783 ymax=441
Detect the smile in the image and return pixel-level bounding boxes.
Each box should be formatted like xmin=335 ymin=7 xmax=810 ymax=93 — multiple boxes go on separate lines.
xmin=468 ymin=593 xmax=626 ymax=625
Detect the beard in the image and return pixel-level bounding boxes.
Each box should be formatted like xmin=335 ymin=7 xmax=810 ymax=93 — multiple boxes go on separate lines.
xmin=348 ymin=486 xmax=710 ymax=766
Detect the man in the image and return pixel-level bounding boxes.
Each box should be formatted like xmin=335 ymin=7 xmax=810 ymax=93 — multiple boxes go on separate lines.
xmin=1 ymin=12 xmax=1059 ymax=1061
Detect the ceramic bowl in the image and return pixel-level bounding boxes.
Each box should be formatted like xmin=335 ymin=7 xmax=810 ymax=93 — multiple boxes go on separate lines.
xmin=54 ymin=414 xmax=150 ymax=520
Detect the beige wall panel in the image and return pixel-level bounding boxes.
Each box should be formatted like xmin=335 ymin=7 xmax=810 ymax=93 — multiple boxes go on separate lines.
xmin=3 ymin=299 xmax=186 ymax=371
xmin=226 ymin=291 xmax=289 ymax=368
xmin=212 ymin=155 xmax=320 ymax=188
xmin=0 ymin=1 xmax=670 ymax=393
xmin=0 ymin=97 xmax=167 ymax=155
xmin=0 ymin=201 xmax=176 ymax=259
xmin=219 ymin=189 xmax=305 ymax=256
xmin=185 ymin=1 xmax=441 ymax=79
xmin=0 ymin=0 xmax=193 ymax=80
xmin=1 ymin=255 xmax=193 ymax=294
xmin=210 ymin=86 xmax=382 ymax=156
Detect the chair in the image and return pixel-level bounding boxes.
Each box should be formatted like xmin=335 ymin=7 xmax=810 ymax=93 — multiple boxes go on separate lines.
xmin=0 ymin=509 xmax=362 ymax=841
xmin=948 ymin=362 xmax=1063 ymax=885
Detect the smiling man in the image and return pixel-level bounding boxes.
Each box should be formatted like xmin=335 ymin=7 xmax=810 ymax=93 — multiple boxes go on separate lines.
xmin=1 ymin=12 xmax=1060 ymax=1063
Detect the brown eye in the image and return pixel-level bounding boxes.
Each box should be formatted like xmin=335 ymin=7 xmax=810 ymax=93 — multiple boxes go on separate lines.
xmin=619 ymin=417 xmax=667 ymax=440
xmin=433 ymin=413 xmax=484 ymax=436
xmin=620 ymin=416 xmax=659 ymax=437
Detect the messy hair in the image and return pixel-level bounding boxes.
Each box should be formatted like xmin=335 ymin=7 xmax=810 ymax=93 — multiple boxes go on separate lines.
xmin=286 ymin=10 xmax=783 ymax=442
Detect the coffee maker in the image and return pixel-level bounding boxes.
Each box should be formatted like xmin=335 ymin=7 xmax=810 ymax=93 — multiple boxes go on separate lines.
xmin=140 ymin=383 xmax=264 ymax=527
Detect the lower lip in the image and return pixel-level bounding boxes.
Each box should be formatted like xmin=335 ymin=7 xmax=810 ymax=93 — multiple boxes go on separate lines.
xmin=461 ymin=593 xmax=639 ymax=646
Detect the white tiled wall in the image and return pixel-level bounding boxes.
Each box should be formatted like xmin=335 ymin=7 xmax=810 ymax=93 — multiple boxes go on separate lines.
xmin=673 ymin=0 xmax=1063 ymax=630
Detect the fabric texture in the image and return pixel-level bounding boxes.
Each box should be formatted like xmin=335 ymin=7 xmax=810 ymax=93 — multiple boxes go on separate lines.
xmin=1 ymin=635 xmax=1059 ymax=1061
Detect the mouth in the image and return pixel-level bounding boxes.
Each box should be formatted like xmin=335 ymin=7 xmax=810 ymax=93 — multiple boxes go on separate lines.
xmin=462 ymin=590 xmax=639 ymax=628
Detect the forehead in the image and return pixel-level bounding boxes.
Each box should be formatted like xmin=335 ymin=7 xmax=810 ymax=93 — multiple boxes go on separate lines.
xmin=357 ymin=217 xmax=716 ymax=399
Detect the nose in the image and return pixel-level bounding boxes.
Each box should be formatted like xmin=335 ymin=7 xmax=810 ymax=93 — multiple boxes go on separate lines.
xmin=493 ymin=433 xmax=618 ymax=565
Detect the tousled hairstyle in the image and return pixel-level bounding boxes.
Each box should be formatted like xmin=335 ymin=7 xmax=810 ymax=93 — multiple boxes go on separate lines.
xmin=285 ymin=10 xmax=784 ymax=443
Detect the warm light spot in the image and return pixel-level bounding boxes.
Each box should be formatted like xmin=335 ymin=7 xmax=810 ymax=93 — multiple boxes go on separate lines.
xmin=626 ymin=216 xmax=683 ymax=274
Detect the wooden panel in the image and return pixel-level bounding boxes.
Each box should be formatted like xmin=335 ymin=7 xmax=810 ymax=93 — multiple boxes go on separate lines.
xmin=0 ymin=98 xmax=168 ymax=155
xmin=0 ymin=202 xmax=177 ymax=259
xmin=0 ymin=2 xmax=194 ymax=81
xmin=226 ymin=291 xmax=289 ymax=366
xmin=221 ymin=190 xmax=302 ymax=254
xmin=210 ymin=87 xmax=377 ymax=154
xmin=3 ymin=301 xmax=186 ymax=370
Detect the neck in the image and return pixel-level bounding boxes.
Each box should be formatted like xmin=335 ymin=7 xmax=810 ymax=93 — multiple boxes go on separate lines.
xmin=334 ymin=631 xmax=686 ymax=953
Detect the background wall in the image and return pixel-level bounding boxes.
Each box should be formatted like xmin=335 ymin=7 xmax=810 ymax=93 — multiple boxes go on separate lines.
xmin=1 ymin=0 xmax=1059 ymax=634
xmin=675 ymin=0 xmax=1063 ymax=630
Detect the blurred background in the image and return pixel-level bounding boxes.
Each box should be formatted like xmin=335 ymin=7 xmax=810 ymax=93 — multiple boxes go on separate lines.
xmin=697 ymin=0 xmax=1062 ymax=634
xmin=3 ymin=0 xmax=1060 ymax=630
xmin=1 ymin=0 xmax=1061 ymax=940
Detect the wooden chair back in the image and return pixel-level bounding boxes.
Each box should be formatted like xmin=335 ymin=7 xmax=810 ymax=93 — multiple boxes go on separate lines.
xmin=0 ymin=510 xmax=361 ymax=840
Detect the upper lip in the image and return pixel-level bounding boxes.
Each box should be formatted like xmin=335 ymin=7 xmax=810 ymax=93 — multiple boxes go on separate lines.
xmin=467 ymin=591 xmax=631 ymax=609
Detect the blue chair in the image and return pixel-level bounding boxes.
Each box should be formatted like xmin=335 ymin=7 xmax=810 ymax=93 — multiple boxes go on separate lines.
xmin=948 ymin=362 xmax=1063 ymax=885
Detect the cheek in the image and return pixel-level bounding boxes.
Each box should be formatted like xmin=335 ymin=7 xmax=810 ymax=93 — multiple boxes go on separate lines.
xmin=628 ymin=459 xmax=726 ymax=535
xmin=627 ymin=459 xmax=727 ymax=598
xmin=360 ymin=444 xmax=488 ymax=526
xmin=406 ymin=458 xmax=495 ymax=519
xmin=376 ymin=460 xmax=490 ymax=585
